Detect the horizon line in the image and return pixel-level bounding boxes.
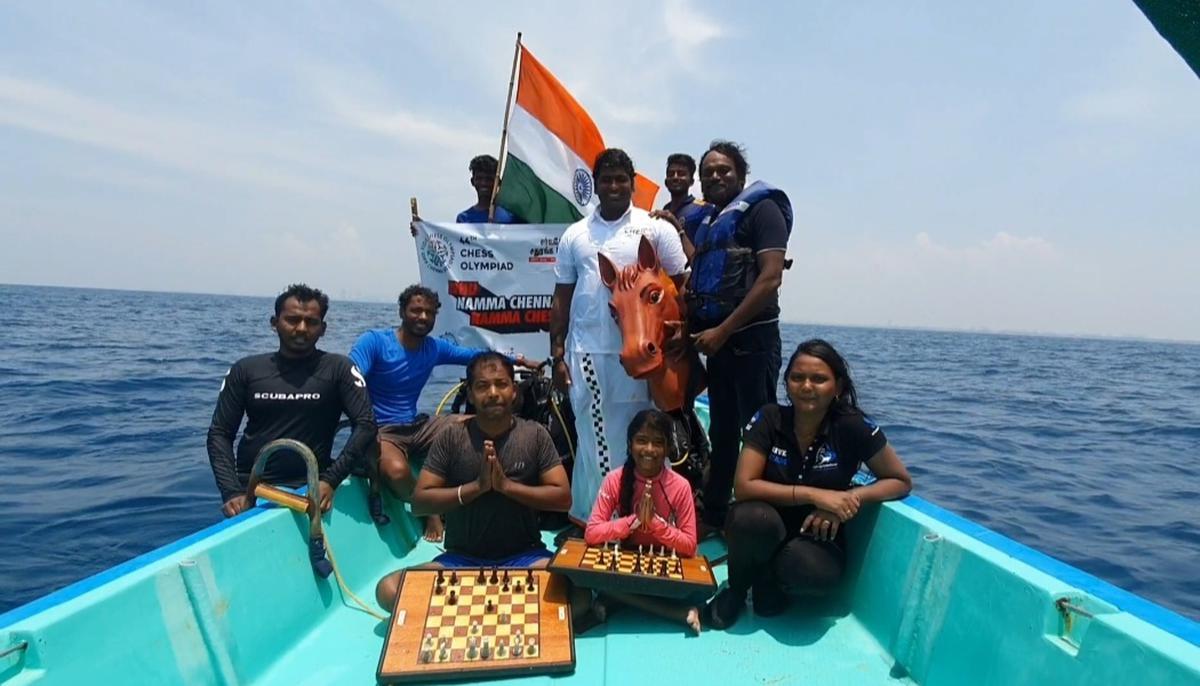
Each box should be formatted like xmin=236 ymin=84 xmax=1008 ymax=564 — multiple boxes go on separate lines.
xmin=4 ymin=280 xmax=1198 ymax=347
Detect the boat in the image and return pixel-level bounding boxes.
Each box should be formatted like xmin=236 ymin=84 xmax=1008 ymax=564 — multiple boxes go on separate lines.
xmin=1 ymin=398 xmax=1197 ymax=685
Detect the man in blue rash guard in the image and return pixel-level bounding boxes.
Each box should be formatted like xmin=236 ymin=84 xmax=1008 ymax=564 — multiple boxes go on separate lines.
xmin=350 ymin=284 xmax=532 ymax=541
xmin=207 ymin=283 xmax=377 ymax=518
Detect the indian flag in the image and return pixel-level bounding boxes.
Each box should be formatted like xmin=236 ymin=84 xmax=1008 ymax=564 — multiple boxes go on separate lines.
xmin=497 ymin=45 xmax=660 ymax=223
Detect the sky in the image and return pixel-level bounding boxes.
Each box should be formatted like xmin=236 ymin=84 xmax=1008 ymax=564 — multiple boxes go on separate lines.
xmin=2 ymin=1 xmax=1198 ymax=341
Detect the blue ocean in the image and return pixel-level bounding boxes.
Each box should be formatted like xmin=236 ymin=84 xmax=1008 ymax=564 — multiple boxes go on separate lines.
xmin=1 ymin=284 xmax=1197 ymax=621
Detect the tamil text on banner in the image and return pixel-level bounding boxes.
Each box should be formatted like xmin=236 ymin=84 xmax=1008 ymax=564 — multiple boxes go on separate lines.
xmin=413 ymin=220 xmax=568 ymax=359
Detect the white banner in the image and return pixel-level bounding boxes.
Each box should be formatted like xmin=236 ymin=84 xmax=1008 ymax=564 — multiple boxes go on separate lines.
xmin=413 ymin=221 xmax=570 ymax=360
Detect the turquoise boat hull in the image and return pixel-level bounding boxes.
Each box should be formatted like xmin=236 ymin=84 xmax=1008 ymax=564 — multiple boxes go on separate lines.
xmin=1 ymin=484 xmax=1196 ymax=685
xmin=2 ymin=397 xmax=1197 ymax=684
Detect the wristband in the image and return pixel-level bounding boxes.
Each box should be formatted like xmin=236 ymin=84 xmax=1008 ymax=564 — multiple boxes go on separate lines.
xmin=457 ymin=484 xmax=464 ymax=506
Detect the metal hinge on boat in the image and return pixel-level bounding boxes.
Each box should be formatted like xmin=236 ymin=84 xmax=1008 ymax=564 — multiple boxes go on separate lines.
xmin=1055 ymin=596 xmax=1095 ymax=634
xmin=0 ymin=641 xmax=28 ymax=660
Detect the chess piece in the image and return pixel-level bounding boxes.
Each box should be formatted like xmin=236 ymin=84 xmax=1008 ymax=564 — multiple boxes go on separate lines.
xmin=490 ymin=567 xmax=499 ymax=584
xmin=485 ymin=598 xmax=495 ymax=613
xmin=481 ymin=639 xmax=491 ymax=660
xmin=434 ymin=581 xmax=444 ymax=595
xmin=471 ymin=620 xmax=479 ymax=634
xmin=498 ymin=639 xmax=507 ymax=657
xmin=439 ymin=647 xmax=448 ymax=661
xmin=449 ymin=570 xmax=458 ymax=585
xmin=502 ymin=579 xmax=509 ymax=592
xmin=526 ymin=569 xmax=536 ymax=590
xmin=477 ymin=568 xmax=486 ymax=583
xmin=421 ymin=649 xmax=432 ymax=663
xmin=512 ymin=643 xmax=523 ymax=657
xmin=514 ymin=580 xmax=522 ymax=593
xmin=502 ymin=569 xmax=510 ymax=584
xmin=436 ymin=569 xmax=445 ymax=584
xmin=447 ymin=589 xmax=457 ymax=605
xmin=468 ymin=638 xmax=478 ymax=659
xmin=527 ymin=638 xmax=538 ymax=656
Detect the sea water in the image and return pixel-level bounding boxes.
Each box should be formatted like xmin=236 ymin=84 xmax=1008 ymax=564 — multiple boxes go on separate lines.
xmin=0 ymin=284 xmax=1196 ymax=620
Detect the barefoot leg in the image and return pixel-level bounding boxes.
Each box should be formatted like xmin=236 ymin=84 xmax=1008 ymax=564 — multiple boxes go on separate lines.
xmin=423 ymin=515 xmax=444 ymax=542
xmin=378 ymin=440 xmax=416 ymax=499
xmin=603 ymin=591 xmax=699 ymax=633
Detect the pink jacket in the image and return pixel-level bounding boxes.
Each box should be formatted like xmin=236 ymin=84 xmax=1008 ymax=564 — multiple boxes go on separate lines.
xmin=584 ymin=466 xmax=697 ymax=557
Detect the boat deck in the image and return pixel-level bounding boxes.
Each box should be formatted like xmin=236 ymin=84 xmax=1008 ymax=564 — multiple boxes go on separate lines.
xmin=3 ymin=479 xmax=1196 ymax=686
xmin=257 ymin=533 xmax=913 ymax=686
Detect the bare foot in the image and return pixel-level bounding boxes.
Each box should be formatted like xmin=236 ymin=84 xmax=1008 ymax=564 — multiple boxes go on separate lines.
xmin=423 ymin=515 xmax=444 ymax=542
xmin=685 ymin=607 xmax=701 ymax=634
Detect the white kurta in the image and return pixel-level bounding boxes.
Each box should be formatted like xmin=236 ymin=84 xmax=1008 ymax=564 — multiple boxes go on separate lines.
xmin=554 ymin=206 xmax=688 ymax=522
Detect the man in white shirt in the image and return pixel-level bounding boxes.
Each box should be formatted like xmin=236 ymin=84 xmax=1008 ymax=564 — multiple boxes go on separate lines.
xmin=549 ymin=148 xmax=688 ymax=524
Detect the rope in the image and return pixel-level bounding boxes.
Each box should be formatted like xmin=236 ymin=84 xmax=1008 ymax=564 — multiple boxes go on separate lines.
xmin=435 ymin=382 xmax=464 ymax=415
xmin=324 ymin=534 xmax=387 ymax=621
xmin=548 ymin=394 xmax=575 ymax=461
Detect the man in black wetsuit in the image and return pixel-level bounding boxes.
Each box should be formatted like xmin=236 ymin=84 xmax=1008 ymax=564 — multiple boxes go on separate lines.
xmin=206 ymin=283 xmax=377 ymax=517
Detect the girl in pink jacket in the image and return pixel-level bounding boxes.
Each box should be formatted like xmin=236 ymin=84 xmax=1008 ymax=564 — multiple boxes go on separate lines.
xmin=584 ymin=409 xmax=701 ymax=633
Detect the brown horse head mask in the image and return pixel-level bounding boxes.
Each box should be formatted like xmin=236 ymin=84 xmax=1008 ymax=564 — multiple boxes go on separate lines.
xmin=598 ymin=235 xmax=691 ymax=411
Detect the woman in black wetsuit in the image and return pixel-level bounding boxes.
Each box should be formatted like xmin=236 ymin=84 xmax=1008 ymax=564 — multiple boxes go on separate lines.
xmin=706 ymin=339 xmax=913 ymax=628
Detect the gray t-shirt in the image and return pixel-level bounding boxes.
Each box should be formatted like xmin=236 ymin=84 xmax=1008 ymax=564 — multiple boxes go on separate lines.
xmin=424 ymin=417 xmax=562 ymax=560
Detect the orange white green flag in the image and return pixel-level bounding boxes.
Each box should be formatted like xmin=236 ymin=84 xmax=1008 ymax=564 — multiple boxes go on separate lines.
xmin=496 ymin=45 xmax=660 ymax=223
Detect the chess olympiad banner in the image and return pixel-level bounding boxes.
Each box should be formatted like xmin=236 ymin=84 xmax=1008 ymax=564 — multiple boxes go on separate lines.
xmin=413 ymin=221 xmax=570 ymax=360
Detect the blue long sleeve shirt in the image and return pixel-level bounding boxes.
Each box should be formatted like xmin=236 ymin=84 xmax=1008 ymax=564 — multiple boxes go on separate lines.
xmin=349 ymin=329 xmax=484 ymax=425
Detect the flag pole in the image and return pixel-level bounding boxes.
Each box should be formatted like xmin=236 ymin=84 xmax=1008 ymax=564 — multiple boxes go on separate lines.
xmin=488 ymin=31 xmax=522 ymax=222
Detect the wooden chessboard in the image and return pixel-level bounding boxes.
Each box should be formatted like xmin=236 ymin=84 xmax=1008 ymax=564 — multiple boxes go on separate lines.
xmin=377 ymin=568 xmax=574 ymax=684
xmin=549 ymin=538 xmax=717 ymax=602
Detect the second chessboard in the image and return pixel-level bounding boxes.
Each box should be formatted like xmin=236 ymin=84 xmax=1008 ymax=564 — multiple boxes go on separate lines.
xmin=548 ymin=538 xmax=717 ymax=601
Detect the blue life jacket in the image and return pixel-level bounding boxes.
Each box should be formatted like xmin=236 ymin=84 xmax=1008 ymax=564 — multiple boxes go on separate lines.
xmin=663 ymin=195 xmax=710 ymax=242
xmin=687 ymin=180 xmax=793 ymax=326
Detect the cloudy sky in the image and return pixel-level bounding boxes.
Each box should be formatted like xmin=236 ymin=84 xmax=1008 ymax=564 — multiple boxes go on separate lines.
xmin=3 ymin=1 xmax=1198 ymax=340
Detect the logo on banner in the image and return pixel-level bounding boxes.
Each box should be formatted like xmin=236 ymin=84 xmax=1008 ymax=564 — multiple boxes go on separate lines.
xmin=447 ymin=280 xmax=552 ymax=334
xmin=572 ymin=168 xmax=593 ymax=206
xmin=420 ymin=233 xmax=453 ymax=273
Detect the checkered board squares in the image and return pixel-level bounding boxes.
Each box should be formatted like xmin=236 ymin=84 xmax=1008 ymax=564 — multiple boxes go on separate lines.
xmin=549 ymin=538 xmax=718 ymax=602
xmin=377 ymin=568 xmax=575 ymax=684
xmin=423 ymin=573 xmax=540 ymax=662
xmin=578 ymin=544 xmax=685 ymax=580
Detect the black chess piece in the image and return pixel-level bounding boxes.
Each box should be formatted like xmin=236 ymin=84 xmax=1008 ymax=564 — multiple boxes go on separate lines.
xmin=502 ymin=580 xmax=509 ymax=592
xmin=448 ymin=590 xmax=458 ymax=605
xmin=526 ymin=569 xmax=535 ymax=588
xmin=477 ymin=568 xmax=486 ymax=583
xmin=434 ymin=582 xmax=444 ymax=595
xmin=502 ymin=569 xmax=510 ymax=584
xmin=449 ymin=570 xmax=458 ymax=585
xmin=437 ymin=569 xmax=445 ymax=584
xmin=490 ymin=567 xmax=499 ymax=584
xmin=485 ymin=598 xmax=495 ymax=613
